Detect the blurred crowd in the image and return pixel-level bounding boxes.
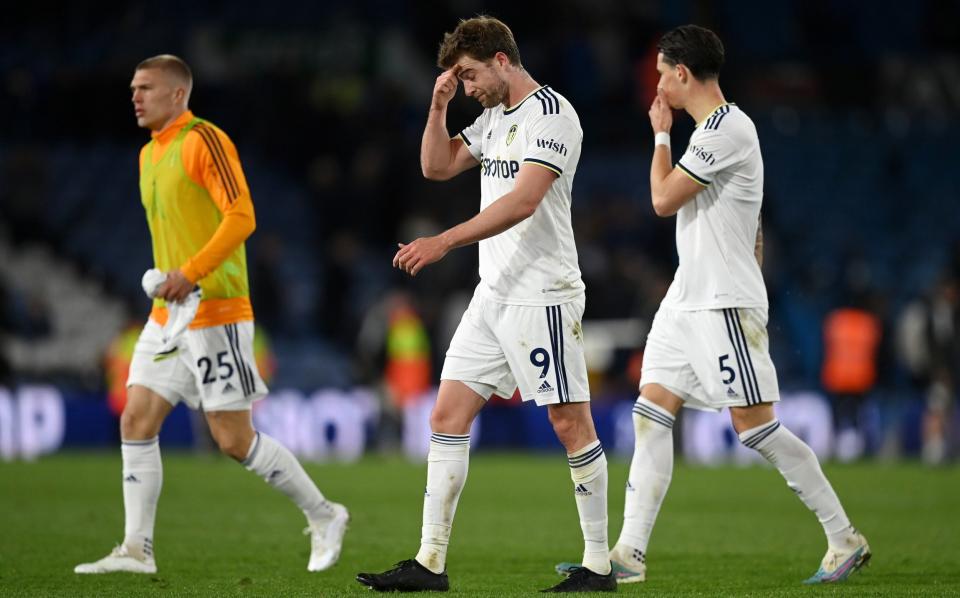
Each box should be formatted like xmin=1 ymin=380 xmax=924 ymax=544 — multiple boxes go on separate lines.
xmin=1 ymin=0 xmax=959 ymax=460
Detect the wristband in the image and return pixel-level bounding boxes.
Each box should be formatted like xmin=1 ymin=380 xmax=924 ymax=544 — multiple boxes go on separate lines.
xmin=654 ymin=132 xmax=671 ymax=149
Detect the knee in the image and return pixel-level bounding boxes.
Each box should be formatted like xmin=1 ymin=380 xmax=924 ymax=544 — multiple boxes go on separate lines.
xmin=548 ymin=410 xmax=576 ymax=440
xmin=213 ymin=430 xmax=253 ymax=461
xmin=429 ymin=405 xmax=470 ymax=435
xmin=548 ymin=410 xmax=588 ymax=450
xmin=120 ymin=406 xmax=161 ymax=440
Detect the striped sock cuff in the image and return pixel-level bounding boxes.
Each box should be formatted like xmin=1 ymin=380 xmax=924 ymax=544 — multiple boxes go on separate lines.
xmin=121 ymin=436 xmax=159 ymax=446
xmin=568 ymin=439 xmax=604 ymax=468
xmin=241 ymin=431 xmax=262 ymax=466
xmin=738 ymin=420 xmax=781 ymax=449
xmin=430 ymin=433 xmax=470 ymax=446
xmin=633 ymin=397 xmax=676 ymax=429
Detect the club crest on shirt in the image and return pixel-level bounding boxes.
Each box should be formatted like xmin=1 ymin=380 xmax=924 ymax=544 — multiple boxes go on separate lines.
xmin=506 ymin=124 xmax=518 ymax=146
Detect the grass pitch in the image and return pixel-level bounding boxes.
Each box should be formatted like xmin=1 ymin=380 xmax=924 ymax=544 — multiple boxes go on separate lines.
xmin=1 ymin=453 xmax=958 ymax=597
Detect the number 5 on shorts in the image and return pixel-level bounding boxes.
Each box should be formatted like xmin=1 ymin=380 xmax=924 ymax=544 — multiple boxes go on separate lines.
xmin=719 ymin=354 xmax=736 ymax=385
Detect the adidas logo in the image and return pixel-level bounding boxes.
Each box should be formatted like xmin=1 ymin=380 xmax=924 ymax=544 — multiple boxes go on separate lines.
xmin=626 ymin=480 xmax=635 ymax=492
xmin=424 ymin=488 xmax=430 ymax=497
xmin=124 ymin=474 xmax=140 ymax=483
xmin=574 ymin=483 xmax=592 ymax=496
xmin=537 ymin=380 xmax=554 ymax=394
xmin=268 ymin=469 xmax=283 ymax=480
xmin=222 ymin=382 xmax=236 ymax=394
xmin=726 ymin=387 xmax=737 ymax=397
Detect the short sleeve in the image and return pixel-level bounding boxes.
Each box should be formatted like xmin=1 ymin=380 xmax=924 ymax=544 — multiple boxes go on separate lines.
xmin=521 ymin=114 xmax=580 ymax=177
xmin=677 ymin=128 xmax=739 ymax=186
xmin=458 ymin=111 xmax=488 ymax=161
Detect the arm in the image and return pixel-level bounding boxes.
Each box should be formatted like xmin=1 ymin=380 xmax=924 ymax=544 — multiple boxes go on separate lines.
xmin=155 ymin=126 xmax=256 ymax=301
xmin=420 ymin=67 xmax=479 ymax=180
xmin=649 ymin=90 xmax=704 ymax=217
xmin=393 ymin=164 xmax=556 ymax=276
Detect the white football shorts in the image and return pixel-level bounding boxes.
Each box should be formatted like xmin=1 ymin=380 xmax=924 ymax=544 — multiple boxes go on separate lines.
xmin=127 ymin=319 xmax=267 ymax=412
xmin=441 ymin=293 xmax=590 ymax=407
xmin=639 ymin=306 xmax=780 ymax=411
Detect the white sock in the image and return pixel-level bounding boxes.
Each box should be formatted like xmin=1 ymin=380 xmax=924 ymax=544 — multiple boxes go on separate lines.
xmin=121 ymin=437 xmax=162 ymax=559
xmin=243 ymin=432 xmax=334 ymax=522
xmin=615 ymin=397 xmax=675 ymax=566
xmin=740 ymin=420 xmax=855 ymax=549
xmin=568 ymin=440 xmax=611 ymax=575
xmin=415 ymin=433 xmax=470 ymax=574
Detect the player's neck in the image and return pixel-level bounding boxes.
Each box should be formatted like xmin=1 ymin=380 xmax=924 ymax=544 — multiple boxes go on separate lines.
xmin=685 ymin=84 xmax=726 ymax=125
xmin=505 ymin=71 xmax=540 ymax=109
xmin=152 ymin=107 xmax=189 ymax=136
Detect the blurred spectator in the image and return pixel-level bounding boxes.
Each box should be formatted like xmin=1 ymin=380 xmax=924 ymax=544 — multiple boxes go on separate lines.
xmin=897 ymin=272 xmax=960 ymax=465
xmin=357 ymin=291 xmax=432 ymax=448
xmin=821 ymin=297 xmax=883 ymax=461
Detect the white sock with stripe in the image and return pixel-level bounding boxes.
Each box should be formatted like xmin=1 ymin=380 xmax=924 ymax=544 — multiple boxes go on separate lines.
xmin=568 ymin=440 xmax=611 ymax=575
xmin=739 ymin=420 xmax=855 ymax=550
xmin=416 ymin=433 xmax=470 ymax=574
xmin=121 ymin=437 xmax=162 ymax=560
xmin=243 ymin=432 xmax=335 ymax=523
xmin=614 ymin=397 xmax=675 ymax=568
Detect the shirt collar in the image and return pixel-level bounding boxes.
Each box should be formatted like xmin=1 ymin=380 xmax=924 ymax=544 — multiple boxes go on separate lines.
xmin=151 ymin=110 xmax=194 ymax=142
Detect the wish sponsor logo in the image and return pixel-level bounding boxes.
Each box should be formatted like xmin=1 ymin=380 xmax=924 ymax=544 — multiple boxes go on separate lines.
xmin=535 ymin=138 xmax=567 ymax=156
xmin=481 ymin=155 xmax=520 ymax=179
xmin=688 ymin=143 xmax=716 ymax=166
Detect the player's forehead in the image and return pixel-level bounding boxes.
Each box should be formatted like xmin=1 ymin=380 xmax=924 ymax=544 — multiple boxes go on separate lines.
xmin=131 ymin=68 xmax=163 ymax=87
xmin=455 ymin=55 xmax=490 ymax=77
xmin=655 ymin=52 xmax=669 ymax=73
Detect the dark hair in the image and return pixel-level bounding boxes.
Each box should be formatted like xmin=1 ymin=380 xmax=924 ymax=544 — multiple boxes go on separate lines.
xmin=437 ymin=16 xmax=521 ymax=69
xmin=657 ymin=25 xmax=724 ymax=80
xmin=136 ymin=54 xmax=193 ymax=87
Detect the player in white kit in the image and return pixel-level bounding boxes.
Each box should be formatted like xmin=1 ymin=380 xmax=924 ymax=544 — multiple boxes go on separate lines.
xmin=555 ymin=25 xmax=870 ymax=585
xmin=356 ymin=16 xmax=615 ymax=593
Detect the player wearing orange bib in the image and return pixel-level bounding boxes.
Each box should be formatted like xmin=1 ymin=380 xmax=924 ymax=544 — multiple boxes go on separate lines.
xmin=75 ymin=55 xmax=348 ymax=576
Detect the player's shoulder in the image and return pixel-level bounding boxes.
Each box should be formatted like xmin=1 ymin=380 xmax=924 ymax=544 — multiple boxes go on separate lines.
xmin=521 ymin=86 xmax=581 ymax=127
xmin=694 ymin=104 xmax=756 ymax=143
xmin=188 ymin=117 xmax=231 ymax=140
xmin=185 ymin=118 xmax=238 ymax=154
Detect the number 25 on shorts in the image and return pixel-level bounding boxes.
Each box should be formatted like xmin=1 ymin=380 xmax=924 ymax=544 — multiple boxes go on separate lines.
xmin=197 ymin=351 xmax=234 ymax=385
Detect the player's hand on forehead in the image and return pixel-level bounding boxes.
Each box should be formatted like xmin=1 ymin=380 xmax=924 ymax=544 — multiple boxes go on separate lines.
xmin=433 ymin=65 xmax=461 ymax=107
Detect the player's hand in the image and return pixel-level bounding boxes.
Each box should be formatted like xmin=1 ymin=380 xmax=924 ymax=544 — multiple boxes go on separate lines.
xmin=431 ymin=67 xmax=461 ymax=110
xmin=649 ymin=89 xmax=673 ymax=134
xmin=393 ymin=236 xmax=450 ymax=277
xmin=155 ymin=269 xmax=195 ymax=303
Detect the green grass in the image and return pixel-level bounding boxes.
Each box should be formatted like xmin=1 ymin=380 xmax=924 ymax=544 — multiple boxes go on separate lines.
xmin=1 ymin=453 xmax=958 ymax=597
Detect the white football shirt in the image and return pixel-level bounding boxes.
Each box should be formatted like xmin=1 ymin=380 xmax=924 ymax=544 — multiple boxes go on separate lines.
xmin=458 ymin=85 xmax=585 ymax=306
xmin=662 ymin=103 xmax=768 ymax=310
